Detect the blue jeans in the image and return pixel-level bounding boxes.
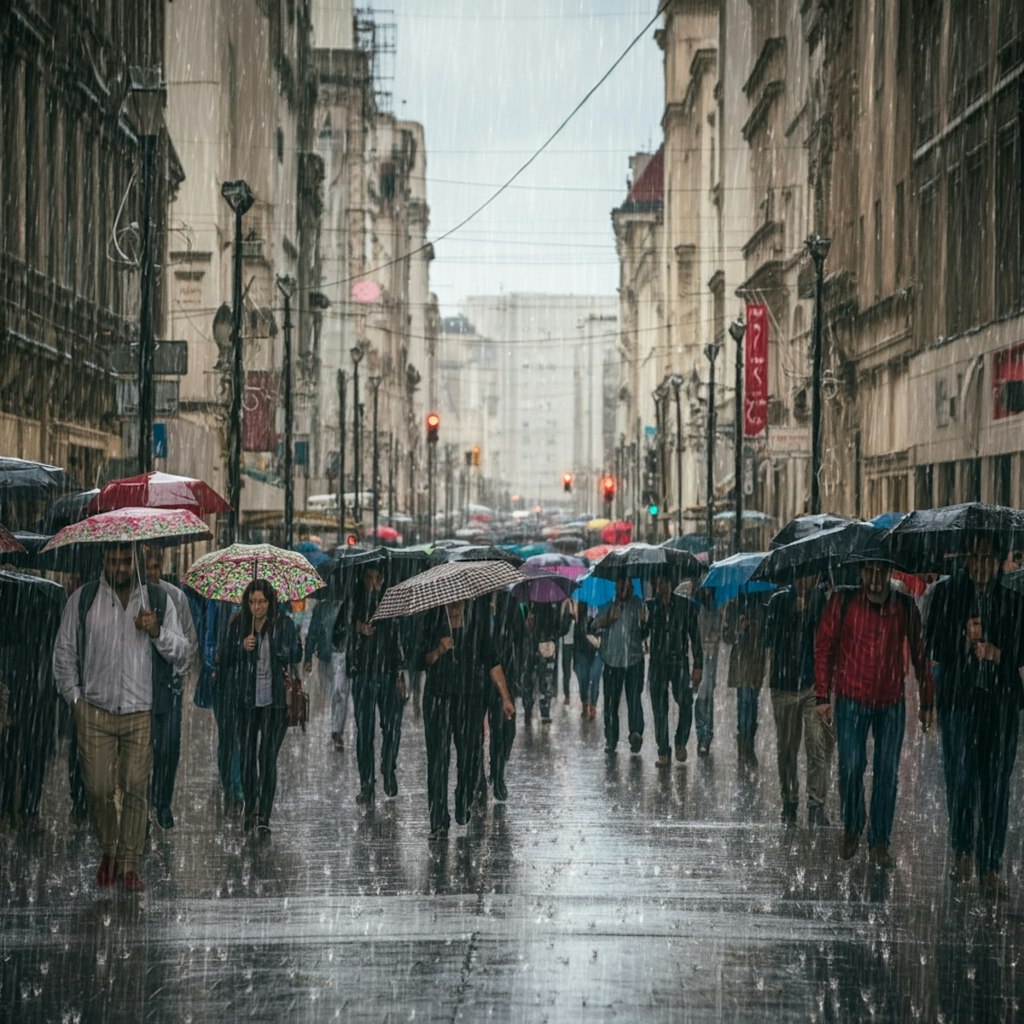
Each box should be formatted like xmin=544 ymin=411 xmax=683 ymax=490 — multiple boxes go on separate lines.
xmin=602 ymin=662 xmax=644 ymax=748
xmin=939 ymin=703 xmax=1020 ymax=874
xmin=574 ymin=648 xmax=603 ymax=706
xmin=735 ymin=686 xmax=760 ymax=744
xmin=695 ymin=649 xmax=717 ymax=747
xmin=834 ymin=698 xmax=905 ymax=848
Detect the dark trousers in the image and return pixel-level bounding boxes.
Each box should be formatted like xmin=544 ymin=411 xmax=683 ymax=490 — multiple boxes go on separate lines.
xmin=423 ymin=685 xmax=454 ymax=831
xmin=522 ymin=653 xmax=557 ymax=714
xmin=488 ymin=686 xmax=517 ymax=776
xmin=602 ymin=662 xmax=645 ymax=748
xmin=649 ymin=660 xmax=692 ymax=756
xmin=213 ymin=696 xmax=242 ymax=801
xmin=561 ymin=642 xmax=573 ymax=698
xmin=238 ymin=704 xmax=288 ymax=824
xmin=453 ymin=687 xmax=487 ymax=820
xmin=939 ymin=702 xmax=1020 ymax=875
xmin=67 ymin=714 xmax=88 ymax=819
xmin=351 ymin=674 xmax=404 ymax=794
xmin=0 ymin=720 xmax=51 ymax=820
xmin=151 ymin=691 xmax=183 ymax=815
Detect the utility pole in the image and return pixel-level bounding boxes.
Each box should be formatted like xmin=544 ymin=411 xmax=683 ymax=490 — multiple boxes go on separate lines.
xmin=336 ymin=368 xmax=346 ymax=541
xmin=277 ymin=275 xmax=296 ymax=549
xmin=704 ymin=340 xmax=722 ymax=549
xmin=807 ymin=235 xmax=831 ymax=515
xmin=729 ymin=317 xmax=746 ymax=553
xmin=369 ymin=375 xmax=381 ymax=540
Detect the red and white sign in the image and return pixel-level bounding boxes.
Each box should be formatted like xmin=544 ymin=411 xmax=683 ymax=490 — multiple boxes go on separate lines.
xmin=744 ymin=303 xmax=769 ymax=437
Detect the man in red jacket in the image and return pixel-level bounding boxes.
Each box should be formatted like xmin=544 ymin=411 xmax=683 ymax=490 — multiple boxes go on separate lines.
xmin=814 ymin=557 xmax=935 ymax=867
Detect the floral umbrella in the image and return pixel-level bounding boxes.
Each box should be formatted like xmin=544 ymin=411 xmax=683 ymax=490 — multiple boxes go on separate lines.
xmin=0 ymin=524 xmax=27 ymax=554
xmin=40 ymin=507 xmax=212 ymax=550
xmin=183 ymin=543 xmax=324 ymax=603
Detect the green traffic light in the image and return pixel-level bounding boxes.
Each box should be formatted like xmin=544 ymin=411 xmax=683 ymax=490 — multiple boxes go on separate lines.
xmin=648 ymin=504 xmax=659 ymax=517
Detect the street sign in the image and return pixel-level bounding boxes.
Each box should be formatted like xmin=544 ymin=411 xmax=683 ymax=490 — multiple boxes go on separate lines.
xmin=769 ymin=426 xmax=810 ymax=455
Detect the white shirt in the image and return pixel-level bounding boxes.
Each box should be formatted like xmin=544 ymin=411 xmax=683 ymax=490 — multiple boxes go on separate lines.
xmin=52 ymin=576 xmax=189 ymax=714
xmin=155 ymin=578 xmax=200 ymax=682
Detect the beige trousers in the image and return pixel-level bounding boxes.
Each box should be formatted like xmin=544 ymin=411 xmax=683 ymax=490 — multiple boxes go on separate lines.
xmin=771 ymin=687 xmax=834 ymax=809
xmin=74 ymin=701 xmax=152 ymax=873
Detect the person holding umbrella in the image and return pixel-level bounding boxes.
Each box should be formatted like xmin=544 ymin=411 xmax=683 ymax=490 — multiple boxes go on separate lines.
xmin=925 ymin=533 xmax=1024 ymax=897
xmin=52 ymin=542 xmax=190 ymax=891
xmin=814 ymin=553 xmax=934 ymax=868
xmin=421 ymin=597 xmax=516 ymax=838
xmin=219 ymin=579 xmax=302 ymax=836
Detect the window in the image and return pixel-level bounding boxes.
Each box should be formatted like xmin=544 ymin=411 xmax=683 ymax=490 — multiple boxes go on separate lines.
xmin=997 ymin=0 xmax=1023 ymax=78
xmin=895 ymin=181 xmax=905 ymax=285
xmin=995 ymin=84 xmax=1022 ymax=315
xmin=914 ymin=0 xmax=941 ymax=144
xmin=916 ymin=174 xmax=939 ymax=345
xmin=874 ymin=0 xmax=886 ymax=95
xmin=992 ymin=342 xmax=1024 ymax=419
xmin=873 ymin=198 xmax=883 ymax=299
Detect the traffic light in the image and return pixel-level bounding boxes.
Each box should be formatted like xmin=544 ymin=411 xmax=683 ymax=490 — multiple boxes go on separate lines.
xmin=601 ymin=475 xmax=616 ymax=504
xmin=562 ymin=472 xmax=573 ymax=493
xmin=345 ymin=533 xmax=359 ymax=546
xmin=426 ymin=412 xmax=440 ymax=444
xmin=648 ymin=499 xmax=660 ymax=517
xmin=472 ymin=444 xmax=481 ymax=467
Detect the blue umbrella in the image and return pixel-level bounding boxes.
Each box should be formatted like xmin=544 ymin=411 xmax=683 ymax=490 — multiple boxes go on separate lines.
xmin=870 ymin=511 xmax=907 ymax=530
xmin=292 ymin=540 xmax=330 ymax=568
xmin=698 ymin=551 xmax=775 ymax=608
xmin=573 ymin=572 xmax=642 ymax=607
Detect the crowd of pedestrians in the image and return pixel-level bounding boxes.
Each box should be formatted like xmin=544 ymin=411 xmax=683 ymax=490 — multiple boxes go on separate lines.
xmin=1 ymin=527 xmax=1021 ymax=903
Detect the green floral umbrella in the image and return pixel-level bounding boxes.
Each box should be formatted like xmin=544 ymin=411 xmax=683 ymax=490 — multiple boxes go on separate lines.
xmin=183 ymin=543 xmax=323 ymax=603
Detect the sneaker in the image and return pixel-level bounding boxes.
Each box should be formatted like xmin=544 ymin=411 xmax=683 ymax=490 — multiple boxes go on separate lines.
xmin=121 ymin=869 xmax=145 ymax=892
xmin=563 ymin=696 xmax=571 ymax=706
xmin=604 ymin=744 xmax=617 ymax=755
xmin=540 ymin=712 xmax=552 ymax=724
xmin=96 ymin=856 xmax=119 ymax=888
xmin=383 ymin=770 xmax=398 ymax=798
xmin=428 ymin=826 xmax=448 ymax=841
xmin=655 ymin=753 xmax=670 ymax=768
xmin=869 ymin=844 xmax=894 ymax=870
xmin=839 ymin=829 xmax=860 ymax=860
xmin=697 ymin=742 xmax=710 ymax=757
xmin=781 ymin=802 xmax=798 ymax=827
xmin=807 ymin=805 xmax=830 ymax=828
xmin=674 ymin=744 xmax=687 ymax=763
xmin=356 ymin=786 xmax=375 ymax=807
xmin=628 ymin=732 xmax=643 ymax=754
xmin=155 ymin=807 xmax=175 ymax=830
xmin=331 ymin=732 xmax=344 ymax=751
xmin=256 ymin=823 xmax=272 ymax=841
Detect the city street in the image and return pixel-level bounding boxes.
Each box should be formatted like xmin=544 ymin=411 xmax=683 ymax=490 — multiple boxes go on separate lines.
xmin=1 ymin=672 xmax=1022 ymax=1023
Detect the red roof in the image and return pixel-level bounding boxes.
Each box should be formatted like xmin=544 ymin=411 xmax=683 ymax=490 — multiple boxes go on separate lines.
xmin=621 ymin=145 xmax=664 ymax=209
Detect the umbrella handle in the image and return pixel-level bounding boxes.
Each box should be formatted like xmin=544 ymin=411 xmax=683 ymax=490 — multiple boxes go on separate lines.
xmin=135 ymin=543 xmax=149 ymax=611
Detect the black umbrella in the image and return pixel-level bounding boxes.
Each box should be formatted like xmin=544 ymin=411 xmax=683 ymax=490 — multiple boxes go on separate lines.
xmin=0 ymin=457 xmax=77 ymax=499
xmin=589 ymin=543 xmax=703 ymax=583
xmin=885 ymin=502 xmax=1024 ymax=573
xmin=769 ymin=513 xmax=861 ymax=550
xmin=661 ymin=534 xmax=712 ymax=556
xmin=3 ymin=532 xmax=103 ymax=578
xmin=0 ymin=570 xmax=66 ymax=645
xmin=38 ymin=489 xmax=100 ymax=533
xmin=437 ymin=544 xmax=525 ymax=567
xmin=753 ymin=522 xmax=895 ymax=583
xmin=323 ymin=545 xmax=431 ymax=600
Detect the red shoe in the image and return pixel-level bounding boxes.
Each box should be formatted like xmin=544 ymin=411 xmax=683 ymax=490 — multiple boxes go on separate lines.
xmin=96 ymin=856 xmax=118 ymax=888
xmin=121 ymin=869 xmax=145 ymax=892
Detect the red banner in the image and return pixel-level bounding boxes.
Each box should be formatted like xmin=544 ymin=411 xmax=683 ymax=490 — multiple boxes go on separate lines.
xmin=744 ymin=304 xmax=768 ymax=437
xmin=242 ymin=370 xmax=279 ymax=452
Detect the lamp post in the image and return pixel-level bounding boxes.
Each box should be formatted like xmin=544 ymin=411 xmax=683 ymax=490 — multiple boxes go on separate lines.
xmin=369 ymin=375 xmax=382 ymax=539
xmin=220 ymin=179 xmax=255 ymax=544
xmin=670 ymin=374 xmax=684 ymax=537
xmin=276 ymin=275 xmax=296 ymax=549
xmin=128 ymin=66 xmax=166 ymax=474
xmin=336 ymin=368 xmax=346 ymax=540
xmin=806 ymin=234 xmax=831 ymax=515
xmin=704 ymin=339 xmax=722 ymax=549
xmin=350 ymin=345 xmax=364 ymax=524
xmin=729 ymin=317 xmax=747 ymax=553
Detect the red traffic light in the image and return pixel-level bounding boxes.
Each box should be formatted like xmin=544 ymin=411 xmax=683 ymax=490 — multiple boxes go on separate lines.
xmin=345 ymin=533 xmax=359 ymax=546
xmin=562 ymin=472 xmax=573 ymax=492
xmin=601 ymin=475 xmax=616 ymax=502
xmin=425 ymin=412 xmax=440 ymax=443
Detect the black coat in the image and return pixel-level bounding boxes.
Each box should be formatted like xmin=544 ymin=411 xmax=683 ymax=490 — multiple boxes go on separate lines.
xmin=222 ymin=614 xmax=301 ymax=711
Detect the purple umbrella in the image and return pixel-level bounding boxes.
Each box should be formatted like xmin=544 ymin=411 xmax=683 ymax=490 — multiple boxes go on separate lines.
xmin=513 ymin=564 xmax=580 ymax=604
xmin=524 ymin=552 xmax=589 ymax=579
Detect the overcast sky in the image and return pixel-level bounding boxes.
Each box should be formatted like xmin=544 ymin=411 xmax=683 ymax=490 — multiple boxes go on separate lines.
xmin=383 ymin=1 xmax=664 ymax=314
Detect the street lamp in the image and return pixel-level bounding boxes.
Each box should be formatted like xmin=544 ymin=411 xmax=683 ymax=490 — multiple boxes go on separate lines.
xmin=704 ymin=339 xmax=722 ymax=549
xmin=806 ymin=234 xmax=831 ymax=515
xmin=350 ymin=344 xmax=365 ymax=524
xmin=276 ymin=275 xmax=296 ymax=549
xmin=128 ymin=66 xmax=166 ymax=474
xmin=369 ymin=375 xmax=382 ymax=539
xmin=336 ymin=368 xmax=346 ymax=540
xmin=729 ymin=316 xmax=747 ymax=553
xmin=669 ymin=373 xmax=684 ymax=537
xmin=220 ymin=178 xmax=255 ymax=544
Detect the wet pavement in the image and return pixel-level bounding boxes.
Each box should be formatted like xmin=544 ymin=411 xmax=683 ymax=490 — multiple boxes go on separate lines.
xmin=2 ymin=666 xmax=1022 ymax=1023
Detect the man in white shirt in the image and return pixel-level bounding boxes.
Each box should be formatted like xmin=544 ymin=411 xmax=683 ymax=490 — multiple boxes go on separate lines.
xmin=53 ymin=543 xmax=188 ymax=892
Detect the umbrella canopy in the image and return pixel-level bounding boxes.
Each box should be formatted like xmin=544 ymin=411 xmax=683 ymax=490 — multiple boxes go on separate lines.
xmin=769 ymin=513 xmax=861 ymax=550
xmin=589 ymin=542 xmax=703 ymax=583
xmin=573 ymin=572 xmax=643 ymax=607
xmin=323 ymin=546 xmax=432 ymax=600
xmin=0 ymin=457 xmax=76 ymax=499
xmin=870 ymin=511 xmax=907 ymax=530
xmin=0 ymin=524 xmax=27 ymax=554
xmin=88 ymin=470 xmax=231 ymax=516
xmin=600 ymin=520 xmax=633 ymax=545
xmin=581 ymin=543 xmax=617 ymax=562
xmin=699 ymin=551 xmax=775 ymax=608
xmin=38 ymin=489 xmax=100 ymax=533
xmin=364 ymin=525 xmax=402 ymax=545
xmin=183 ymin=543 xmax=324 ymax=603
xmin=753 ymin=522 xmax=893 ymax=583
xmin=885 ymin=502 xmax=1024 ymax=573
xmin=3 ymin=532 xmax=102 ymax=577
xmin=713 ymin=509 xmax=774 ymax=523
xmin=524 ymin=552 xmax=588 ymax=577
xmin=512 ymin=565 xmax=580 ymax=604
xmin=292 ymin=540 xmax=330 ymax=568
xmin=442 ymin=544 xmax=525 ymax=566
xmin=0 ymin=570 xmax=65 ymax=647
xmin=41 ymin=507 xmax=212 ymax=551
xmin=370 ymin=559 xmax=527 ymax=621
xmin=661 ymin=534 xmax=712 ymax=555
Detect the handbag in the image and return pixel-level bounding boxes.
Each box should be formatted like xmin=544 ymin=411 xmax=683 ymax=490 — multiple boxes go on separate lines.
xmin=285 ymin=672 xmax=310 ymax=732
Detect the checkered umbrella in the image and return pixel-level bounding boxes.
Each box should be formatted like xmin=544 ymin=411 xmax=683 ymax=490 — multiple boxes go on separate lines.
xmin=370 ymin=559 xmax=527 ymax=622
xmin=183 ymin=543 xmax=324 ymax=603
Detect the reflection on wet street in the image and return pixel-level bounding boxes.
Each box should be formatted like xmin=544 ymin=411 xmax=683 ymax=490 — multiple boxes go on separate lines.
xmin=1 ymin=673 xmax=1021 ymax=1022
